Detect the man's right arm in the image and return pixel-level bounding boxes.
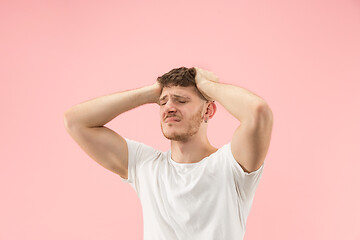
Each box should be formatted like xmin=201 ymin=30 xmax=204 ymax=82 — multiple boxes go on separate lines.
xmin=63 ymin=82 xmax=162 ymax=179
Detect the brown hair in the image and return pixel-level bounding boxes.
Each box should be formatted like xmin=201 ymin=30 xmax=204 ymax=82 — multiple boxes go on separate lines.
xmin=156 ymin=66 xmax=208 ymax=101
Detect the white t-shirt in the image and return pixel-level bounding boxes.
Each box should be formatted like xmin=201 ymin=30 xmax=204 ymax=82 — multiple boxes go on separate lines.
xmin=120 ymin=138 xmax=265 ymax=240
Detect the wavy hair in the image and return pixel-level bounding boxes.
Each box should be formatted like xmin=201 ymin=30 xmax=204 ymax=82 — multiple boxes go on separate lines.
xmin=156 ymin=66 xmax=208 ymax=101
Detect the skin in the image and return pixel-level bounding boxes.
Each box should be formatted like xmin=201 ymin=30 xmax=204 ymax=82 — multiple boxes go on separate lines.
xmin=153 ymin=66 xmax=273 ymax=172
xmin=159 ymin=85 xmax=218 ymax=164
xmin=64 ymin=66 xmax=272 ymax=178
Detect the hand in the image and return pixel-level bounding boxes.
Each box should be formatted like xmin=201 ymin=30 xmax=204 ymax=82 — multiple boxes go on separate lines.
xmin=194 ymin=67 xmax=219 ymax=101
xmin=194 ymin=67 xmax=220 ymax=85
xmin=149 ymin=81 xmax=163 ymax=105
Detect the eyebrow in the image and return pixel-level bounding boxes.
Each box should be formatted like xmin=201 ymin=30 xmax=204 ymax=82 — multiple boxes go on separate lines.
xmin=159 ymin=95 xmax=191 ymax=101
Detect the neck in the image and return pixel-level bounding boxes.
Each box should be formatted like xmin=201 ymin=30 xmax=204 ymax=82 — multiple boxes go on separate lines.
xmin=170 ymin=134 xmax=218 ymax=164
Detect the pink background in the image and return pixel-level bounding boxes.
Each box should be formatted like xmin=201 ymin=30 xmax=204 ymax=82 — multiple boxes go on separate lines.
xmin=1 ymin=0 xmax=359 ymax=239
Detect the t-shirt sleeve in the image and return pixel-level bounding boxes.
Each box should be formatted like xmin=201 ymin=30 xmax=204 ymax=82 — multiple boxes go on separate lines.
xmin=224 ymin=142 xmax=265 ymax=204
xmin=119 ymin=138 xmax=160 ymax=187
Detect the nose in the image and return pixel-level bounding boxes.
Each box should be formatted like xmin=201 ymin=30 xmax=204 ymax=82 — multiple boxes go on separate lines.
xmin=162 ymin=99 xmax=177 ymax=116
xmin=164 ymin=99 xmax=177 ymax=111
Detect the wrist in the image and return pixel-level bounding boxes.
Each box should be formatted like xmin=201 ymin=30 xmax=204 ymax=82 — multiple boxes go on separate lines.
xmin=145 ymin=83 xmax=162 ymax=104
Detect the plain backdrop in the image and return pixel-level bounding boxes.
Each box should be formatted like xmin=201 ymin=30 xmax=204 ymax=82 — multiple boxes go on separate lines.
xmin=1 ymin=0 xmax=359 ymax=239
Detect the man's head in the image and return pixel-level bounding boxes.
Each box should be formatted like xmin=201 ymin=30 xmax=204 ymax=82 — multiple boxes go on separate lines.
xmin=157 ymin=66 xmax=209 ymax=101
xmin=157 ymin=66 xmax=216 ymax=142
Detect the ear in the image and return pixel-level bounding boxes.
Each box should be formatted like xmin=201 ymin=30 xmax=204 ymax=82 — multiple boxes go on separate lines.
xmin=204 ymin=101 xmax=217 ymax=120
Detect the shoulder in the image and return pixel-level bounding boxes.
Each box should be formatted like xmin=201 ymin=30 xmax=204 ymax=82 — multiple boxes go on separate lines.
xmin=218 ymin=142 xmax=265 ymax=174
xmin=125 ymin=138 xmax=164 ymax=159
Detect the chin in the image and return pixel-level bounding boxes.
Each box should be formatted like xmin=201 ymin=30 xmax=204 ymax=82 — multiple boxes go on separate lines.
xmin=162 ymin=130 xmax=183 ymax=141
xmin=164 ymin=135 xmax=187 ymax=141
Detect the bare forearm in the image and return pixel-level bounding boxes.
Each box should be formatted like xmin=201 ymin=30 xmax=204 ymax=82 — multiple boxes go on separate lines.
xmin=64 ymin=84 xmax=160 ymax=128
xmin=198 ymin=81 xmax=269 ymax=122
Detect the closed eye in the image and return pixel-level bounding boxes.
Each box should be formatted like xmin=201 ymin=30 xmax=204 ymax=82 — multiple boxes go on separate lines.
xmin=160 ymin=100 xmax=187 ymax=105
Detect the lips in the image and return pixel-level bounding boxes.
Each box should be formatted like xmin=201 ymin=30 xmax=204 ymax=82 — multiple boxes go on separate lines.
xmin=165 ymin=117 xmax=180 ymax=122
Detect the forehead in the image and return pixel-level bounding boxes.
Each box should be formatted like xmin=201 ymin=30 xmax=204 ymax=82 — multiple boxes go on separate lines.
xmin=160 ymin=86 xmax=197 ymax=99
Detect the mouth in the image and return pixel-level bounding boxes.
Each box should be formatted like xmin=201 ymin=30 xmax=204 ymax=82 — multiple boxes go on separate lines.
xmin=165 ymin=117 xmax=181 ymax=123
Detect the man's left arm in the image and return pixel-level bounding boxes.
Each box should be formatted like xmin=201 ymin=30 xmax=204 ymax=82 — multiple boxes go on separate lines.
xmin=194 ymin=67 xmax=273 ymax=173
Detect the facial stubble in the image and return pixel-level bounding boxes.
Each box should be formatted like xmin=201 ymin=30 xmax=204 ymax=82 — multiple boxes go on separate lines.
xmin=161 ymin=105 xmax=205 ymax=142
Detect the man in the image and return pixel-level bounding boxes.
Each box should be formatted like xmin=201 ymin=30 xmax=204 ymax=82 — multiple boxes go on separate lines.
xmin=63 ymin=66 xmax=273 ymax=240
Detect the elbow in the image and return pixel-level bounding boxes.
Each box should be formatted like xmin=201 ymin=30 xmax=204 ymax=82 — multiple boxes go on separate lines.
xmin=255 ymin=102 xmax=273 ymax=123
xmin=63 ymin=109 xmax=78 ymax=131
xmin=63 ymin=112 xmax=72 ymax=131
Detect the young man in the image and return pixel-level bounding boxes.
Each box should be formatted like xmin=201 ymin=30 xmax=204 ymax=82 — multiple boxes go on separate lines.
xmin=63 ymin=66 xmax=273 ymax=240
